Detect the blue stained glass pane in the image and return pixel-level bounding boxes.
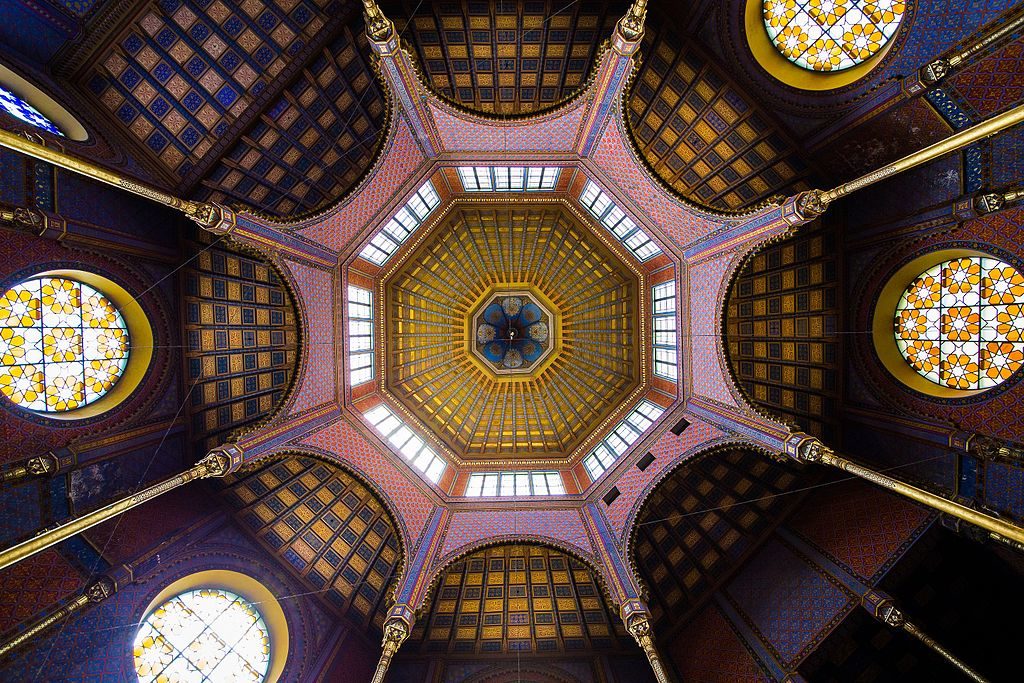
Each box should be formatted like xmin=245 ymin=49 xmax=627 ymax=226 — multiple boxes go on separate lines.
xmin=0 ymin=86 xmax=63 ymax=136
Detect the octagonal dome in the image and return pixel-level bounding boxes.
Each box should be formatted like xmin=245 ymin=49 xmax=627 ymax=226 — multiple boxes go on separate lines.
xmin=383 ymin=203 xmax=641 ymax=461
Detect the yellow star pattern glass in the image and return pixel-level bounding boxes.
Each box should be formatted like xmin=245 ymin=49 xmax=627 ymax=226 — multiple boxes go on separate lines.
xmin=134 ymin=588 xmax=271 ymax=683
xmin=763 ymin=0 xmax=905 ymax=72
xmin=894 ymin=257 xmax=1024 ymax=390
xmin=0 ymin=277 xmax=129 ymax=412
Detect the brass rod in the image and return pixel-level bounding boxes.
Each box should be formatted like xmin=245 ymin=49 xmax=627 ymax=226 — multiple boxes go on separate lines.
xmin=821 ymin=452 xmax=1024 ymax=545
xmin=0 ymin=594 xmax=89 ymax=658
xmin=903 ymin=621 xmax=989 ymax=683
xmin=820 ymin=102 xmax=1024 ymax=204
xmin=0 ymin=452 xmax=227 ymax=571
xmin=0 ymin=128 xmax=201 ymax=215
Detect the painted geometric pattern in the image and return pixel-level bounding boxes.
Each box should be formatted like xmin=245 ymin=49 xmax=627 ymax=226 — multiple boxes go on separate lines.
xmin=894 ymin=256 xmax=1024 ymax=390
xmin=394 ymin=0 xmax=628 ymax=114
xmin=430 ymin=99 xmax=587 ymax=152
xmin=0 ymin=277 xmax=129 ymax=413
xmin=0 ymin=85 xmax=63 ymax=136
xmin=633 ymin=449 xmax=809 ymax=630
xmin=83 ymin=0 xmax=340 ymax=192
xmin=726 ymin=537 xmax=853 ymax=665
xmin=726 ymin=227 xmax=840 ymax=440
xmin=788 ymin=480 xmax=930 ymax=580
xmin=0 ymin=549 xmax=84 ymax=634
xmin=223 ymin=455 xmax=401 ymax=632
xmin=690 ymin=253 xmax=743 ymax=406
xmin=281 ymin=259 xmax=334 ymax=416
xmin=183 ymin=231 xmax=298 ymax=454
xmin=947 ymin=36 xmax=1024 ymax=119
xmin=195 ymin=24 xmax=386 ymax=217
xmin=438 ymin=508 xmax=591 ymax=564
xmin=763 ymin=0 xmax=905 ymax=72
xmin=671 ymin=604 xmax=773 ymax=683
xmin=629 ymin=20 xmax=811 ymax=211
xmin=133 ymin=588 xmax=271 ymax=682
xmin=411 ymin=545 xmax=627 ymax=656
xmin=387 ymin=206 xmax=638 ymax=459
xmin=984 ymin=461 xmax=1024 ymax=520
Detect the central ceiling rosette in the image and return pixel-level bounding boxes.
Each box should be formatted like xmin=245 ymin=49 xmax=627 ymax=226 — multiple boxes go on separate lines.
xmin=383 ymin=203 xmax=642 ymax=461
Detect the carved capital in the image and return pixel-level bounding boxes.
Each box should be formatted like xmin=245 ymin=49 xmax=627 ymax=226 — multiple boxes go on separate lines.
xmin=381 ymin=616 xmax=410 ymax=652
xmin=921 ymin=58 xmax=951 ymax=84
xmin=0 ymin=205 xmax=44 ymax=232
xmin=196 ymin=445 xmax=242 ymax=478
xmin=874 ymin=599 xmax=906 ymax=628
xmin=970 ymin=435 xmax=1024 ymax=463
xmin=617 ymin=0 xmax=648 ymax=42
xmin=794 ymin=189 xmax=829 ymax=221
xmin=975 ymin=192 xmax=1004 ymax=214
xmin=362 ymin=0 xmax=394 ymax=41
xmin=25 ymin=453 xmax=59 ymax=477
xmin=183 ymin=201 xmax=224 ymax=231
xmin=626 ymin=613 xmax=655 ymax=652
xmin=85 ymin=577 xmax=116 ymax=603
xmin=797 ymin=438 xmax=829 ymax=464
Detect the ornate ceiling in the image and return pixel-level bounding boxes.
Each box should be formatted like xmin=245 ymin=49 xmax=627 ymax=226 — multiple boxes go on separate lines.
xmin=383 ymin=203 xmax=641 ymax=461
xmin=385 ymin=0 xmax=630 ymax=114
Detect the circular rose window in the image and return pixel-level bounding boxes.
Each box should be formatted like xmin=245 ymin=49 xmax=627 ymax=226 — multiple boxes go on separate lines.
xmin=0 ymin=276 xmax=129 ymax=412
xmin=894 ymin=256 xmax=1024 ymax=391
xmin=763 ymin=0 xmax=906 ymax=72
xmin=134 ymin=588 xmax=271 ymax=682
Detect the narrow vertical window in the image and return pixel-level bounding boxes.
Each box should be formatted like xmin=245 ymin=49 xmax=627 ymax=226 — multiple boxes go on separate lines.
xmin=347 ymin=286 xmax=373 ymax=386
xmin=652 ymin=281 xmax=678 ymax=380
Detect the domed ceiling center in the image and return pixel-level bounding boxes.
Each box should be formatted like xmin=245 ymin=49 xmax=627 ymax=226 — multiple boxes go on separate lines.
xmin=382 ymin=203 xmax=642 ymax=462
xmin=472 ymin=290 xmax=555 ymax=375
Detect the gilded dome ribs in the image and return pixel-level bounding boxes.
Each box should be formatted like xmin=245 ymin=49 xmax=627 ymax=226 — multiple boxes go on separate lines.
xmin=383 ymin=204 xmax=641 ymax=461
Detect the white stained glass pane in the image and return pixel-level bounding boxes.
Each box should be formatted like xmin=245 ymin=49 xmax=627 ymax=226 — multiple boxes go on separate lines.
xmin=350 ymin=352 xmax=372 ymax=371
xmin=546 ymin=472 xmax=565 ymax=494
xmin=530 ymin=472 xmax=548 ymax=495
xmin=387 ymin=425 xmax=415 ymax=450
xmin=399 ymin=434 xmax=425 ymax=460
xmin=655 ymin=361 xmax=677 ymax=380
xmin=458 ymin=167 xmax=481 ymax=191
xmin=481 ymin=473 xmax=498 ymax=496
xmin=515 ymin=472 xmax=531 ymax=495
xmin=632 ymin=240 xmax=662 ymax=261
xmin=425 ymin=457 xmax=446 ymax=483
xmin=653 ymin=281 xmax=676 ymax=302
xmin=364 ymin=404 xmax=391 ymax=426
xmin=349 ymin=320 xmax=372 ymax=338
xmin=636 ymin=400 xmax=664 ymax=420
xmin=133 ymin=589 xmax=270 ymax=683
xmin=348 ymin=285 xmax=371 ymax=306
xmin=581 ymin=181 xmax=601 ymax=207
xmin=584 ymin=454 xmax=606 ymax=479
xmin=359 ymin=244 xmax=388 ymax=265
xmin=350 ymin=334 xmax=372 ymax=352
xmin=655 ymin=348 xmax=678 ymax=366
xmin=603 ymin=207 xmax=628 ymax=233
xmin=625 ymin=410 xmax=653 ymax=433
xmin=500 ymin=472 xmax=516 ymax=496
xmin=351 ymin=366 xmax=373 ymax=386
xmin=467 ymin=474 xmax=484 ymax=496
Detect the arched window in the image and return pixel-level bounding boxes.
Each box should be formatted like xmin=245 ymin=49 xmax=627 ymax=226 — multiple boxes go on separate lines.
xmin=0 ymin=276 xmax=129 ymax=412
xmin=134 ymin=588 xmax=271 ymax=682
xmin=762 ymin=0 xmax=905 ymax=72
xmin=894 ymin=256 xmax=1024 ymax=391
xmin=0 ymin=84 xmax=63 ymax=136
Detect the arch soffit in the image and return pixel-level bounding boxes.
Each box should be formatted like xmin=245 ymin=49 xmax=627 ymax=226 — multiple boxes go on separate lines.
xmin=417 ymin=537 xmax=618 ymax=616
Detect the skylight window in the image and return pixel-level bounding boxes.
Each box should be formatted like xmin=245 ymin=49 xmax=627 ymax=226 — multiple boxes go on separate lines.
xmin=347 ymin=286 xmax=373 ymax=386
xmin=580 ymin=181 xmax=662 ymax=262
xmin=652 ymin=281 xmax=678 ymax=380
xmin=458 ymin=167 xmax=560 ymax=192
xmin=465 ymin=471 xmax=566 ymax=497
xmin=363 ymin=404 xmax=446 ymax=483
xmin=358 ymin=180 xmax=440 ymax=266
xmin=583 ymin=400 xmax=664 ymax=480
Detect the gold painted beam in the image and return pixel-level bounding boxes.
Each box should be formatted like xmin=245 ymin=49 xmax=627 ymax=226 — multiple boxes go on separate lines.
xmin=789 ymin=440 xmax=1024 ymax=546
xmin=796 ymin=102 xmax=1024 ymax=218
xmin=0 ymin=128 xmax=219 ymax=228
xmin=922 ymin=9 xmax=1024 ymax=84
xmin=0 ymin=448 xmax=238 ymax=572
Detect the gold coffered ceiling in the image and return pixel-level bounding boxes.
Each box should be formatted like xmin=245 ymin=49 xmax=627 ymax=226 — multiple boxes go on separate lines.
xmin=383 ymin=203 xmax=641 ymax=461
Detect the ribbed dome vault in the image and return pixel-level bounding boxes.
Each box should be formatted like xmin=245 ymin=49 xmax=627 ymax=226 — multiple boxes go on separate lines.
xmin=383 ymin=204 xmax=641 ymax=461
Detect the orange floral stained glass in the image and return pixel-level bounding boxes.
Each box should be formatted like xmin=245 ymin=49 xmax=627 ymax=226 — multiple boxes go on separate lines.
xmin=894 ymin=257 xmax=1024 ymax=390
xmin=762 ymin=0 xmax=905 ymax=72
xmin=0 ymin=277 xmax=129 ymax=412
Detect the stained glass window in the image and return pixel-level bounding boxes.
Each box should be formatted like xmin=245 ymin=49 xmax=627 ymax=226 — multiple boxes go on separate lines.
xmin=0 ymin=277 xmax=129 ymax=412
xmin=0 ymin=84 xmax=63 ymax=136
xmin=134 ymin=588 xmax=271 ymax=683
xmin=894 ymin=257 xmax=1024 ymax=391
xmin=763 ymin=0 xmax=905 ymax=72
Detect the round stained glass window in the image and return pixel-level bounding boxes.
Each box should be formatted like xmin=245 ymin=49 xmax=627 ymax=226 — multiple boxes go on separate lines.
xmin=134 ymin=588 xmax=271 ymax=683
xmin=0 ymin=277 xmax=129 ymax=412
xmin=762 ymin=0 xmax=906 ymax=72
xmin=894 ymin=257 xmax=1024 ymax=391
